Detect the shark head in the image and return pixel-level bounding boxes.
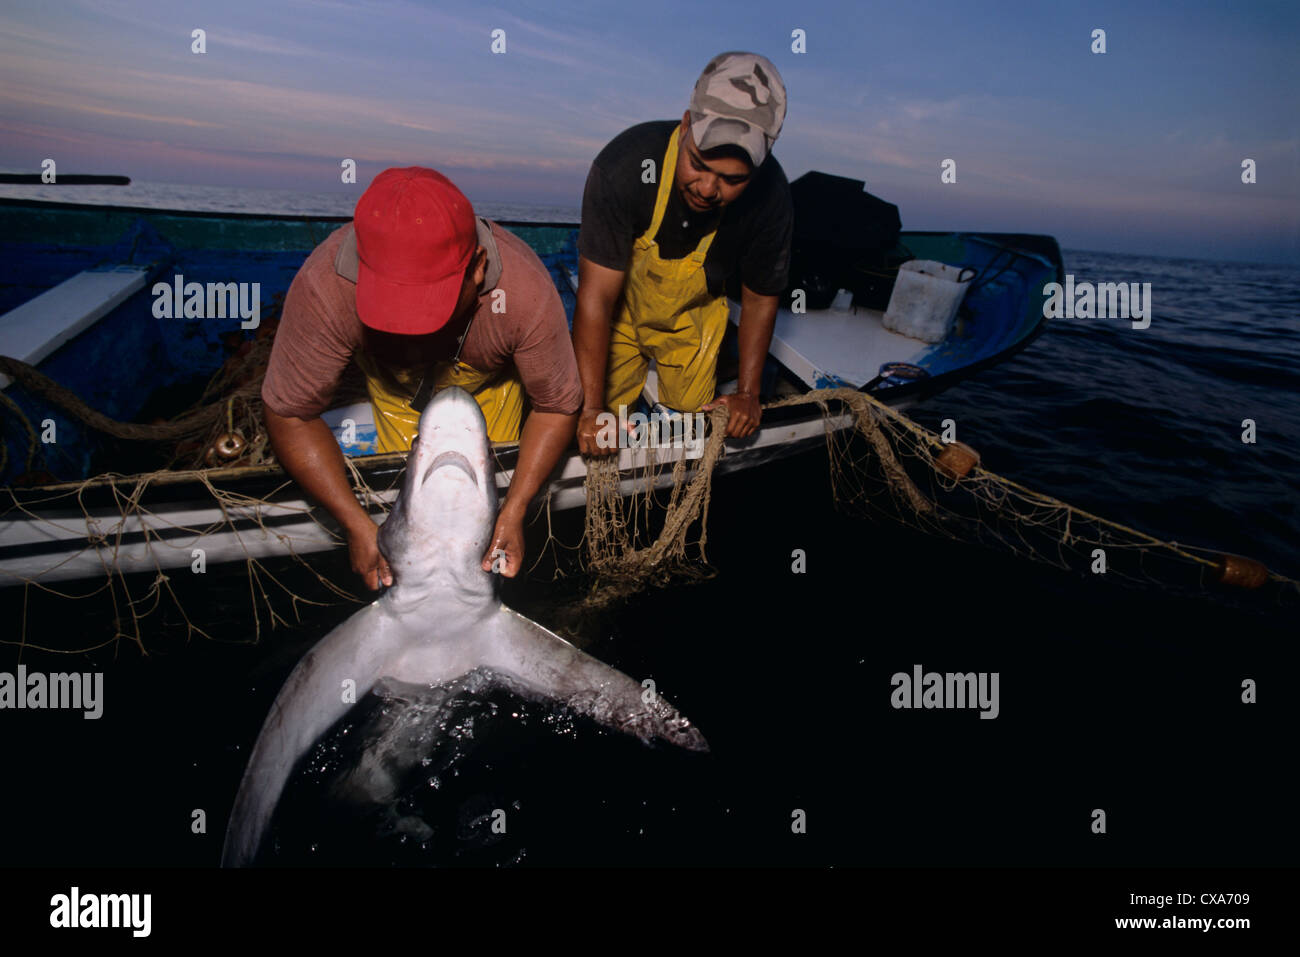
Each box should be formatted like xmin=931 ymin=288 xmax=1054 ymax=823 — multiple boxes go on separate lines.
xmin=378 ymin=386 xmax=497 ymax=600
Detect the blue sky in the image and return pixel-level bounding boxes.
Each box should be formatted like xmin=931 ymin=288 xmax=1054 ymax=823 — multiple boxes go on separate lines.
xmin=1 ymin=0 xmax=1296 ymax=263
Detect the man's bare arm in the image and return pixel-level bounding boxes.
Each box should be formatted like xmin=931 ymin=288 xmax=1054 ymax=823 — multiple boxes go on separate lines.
xmin=480 ymin=409 xmax=578 ymax=577
xmin=571 ymin=255 xmax=627 ymax=456
xmin=704 ymin=283 xmax=778 ymax=438
xmin=265 ymin=408 xmax=391 ymax=590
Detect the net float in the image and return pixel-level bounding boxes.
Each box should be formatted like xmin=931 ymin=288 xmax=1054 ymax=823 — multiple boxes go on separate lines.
xmin=935 ymin=440 xmax=980 ymax=480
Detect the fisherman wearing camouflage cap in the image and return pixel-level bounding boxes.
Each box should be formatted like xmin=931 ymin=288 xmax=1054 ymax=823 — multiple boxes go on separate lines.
xmin=573 ymin=51 xmax=792 ymax=454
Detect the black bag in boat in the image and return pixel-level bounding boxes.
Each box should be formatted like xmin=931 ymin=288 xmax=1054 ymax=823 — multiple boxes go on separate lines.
xmin=783 ymin=171 xmax=905 ymax=311
xmin=848 ymin=246 xmax=916 ymax=311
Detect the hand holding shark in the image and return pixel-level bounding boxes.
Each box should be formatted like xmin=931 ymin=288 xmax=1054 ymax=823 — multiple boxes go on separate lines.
xmin=222 ymin=387 xmax=707 ymax=867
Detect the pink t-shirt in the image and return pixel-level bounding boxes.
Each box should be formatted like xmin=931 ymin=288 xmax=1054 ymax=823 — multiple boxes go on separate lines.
xmin=262 ymin=220 xmax=582 ymax=419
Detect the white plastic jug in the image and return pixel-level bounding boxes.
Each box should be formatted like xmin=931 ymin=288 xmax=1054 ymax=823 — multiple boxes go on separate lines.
xmin=882 ymin=260 xmax=975 ymax=343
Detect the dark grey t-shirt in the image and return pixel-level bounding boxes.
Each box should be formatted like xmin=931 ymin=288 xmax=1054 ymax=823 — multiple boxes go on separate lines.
xmin=578 ymin=120 xmax=793 ymax=297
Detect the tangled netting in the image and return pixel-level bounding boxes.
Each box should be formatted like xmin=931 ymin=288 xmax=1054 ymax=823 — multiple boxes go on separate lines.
xmin=3 ymin=364 xmax=1295 ymax=655
xmin=570 ymin=388 xmax=1299 ymax=614
xmin=0 ymin=334 xmax=274 ymax=477
xmin=576 ymin=405 xmax=732 ymax=612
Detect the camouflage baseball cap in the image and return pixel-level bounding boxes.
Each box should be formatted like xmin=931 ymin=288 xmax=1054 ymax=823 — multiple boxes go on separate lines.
xmin=688 ymin=51 xmax=787 ymax=167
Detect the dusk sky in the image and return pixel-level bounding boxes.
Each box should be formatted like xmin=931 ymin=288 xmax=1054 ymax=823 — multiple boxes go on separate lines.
xmin=2 ymin=0 xmax=1296 ymax=264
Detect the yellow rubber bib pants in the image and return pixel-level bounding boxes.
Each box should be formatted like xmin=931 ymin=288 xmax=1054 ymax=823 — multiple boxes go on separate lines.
xmin=604 ymin=124 xmax=730 ymax=414
xmin=355 ymin=352 xmax=524 ymax=453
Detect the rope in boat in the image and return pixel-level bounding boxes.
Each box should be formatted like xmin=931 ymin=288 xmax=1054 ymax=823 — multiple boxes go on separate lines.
xmin=0 ymin=335 xmax=275 ymax=474
xmin=0 ymin=354 xmax=245 ymax=441
xmin=0 ymin=390 xmax=38 ymax=477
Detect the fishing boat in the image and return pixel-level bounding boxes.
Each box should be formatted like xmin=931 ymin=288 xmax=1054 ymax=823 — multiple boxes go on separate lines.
xmin=0 ymin=191 xmax=1063 ymax=585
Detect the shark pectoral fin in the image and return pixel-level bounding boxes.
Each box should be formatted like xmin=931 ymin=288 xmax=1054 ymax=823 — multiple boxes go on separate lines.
xmin=487 ymin=607 xmax=708 ymax=753
xmin=221 ymin=605 xmax=401 ymax=867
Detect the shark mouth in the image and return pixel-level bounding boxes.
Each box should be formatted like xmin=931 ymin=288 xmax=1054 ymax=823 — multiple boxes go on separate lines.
xmin=422 ymin=450 xmax=477 ymax=488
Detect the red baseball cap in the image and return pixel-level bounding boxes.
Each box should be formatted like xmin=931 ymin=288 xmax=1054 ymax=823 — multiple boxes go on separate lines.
xmin=354 ymin=167 xmax=477 ymax=334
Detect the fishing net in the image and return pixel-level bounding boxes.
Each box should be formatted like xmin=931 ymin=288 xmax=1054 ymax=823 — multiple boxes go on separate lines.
xmin=0 ymin=465 xmax=373 ymax=654
xmin=3 ymin=349 xmax=1296 ymax=655
xmin=0 ymin=333 xmax=381 ymax=655
xmin=576 ymin=405 xmax=730 ymax=612
xmin=0 ymin=334 xmax=273 ymax=476
xmin=569 ymin=387 xmax=1300 ymax=613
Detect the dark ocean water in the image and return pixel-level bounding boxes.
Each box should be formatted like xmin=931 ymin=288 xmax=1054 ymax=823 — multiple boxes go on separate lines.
xmin=917 ymin=249 xmax=1299 ymax=579
xmin=1 ymin=193 xmax=1296 ymax=869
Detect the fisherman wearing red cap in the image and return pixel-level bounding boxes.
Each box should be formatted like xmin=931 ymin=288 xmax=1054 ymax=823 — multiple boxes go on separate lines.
xmin=262 ymin=167 xmax=582 ymax=589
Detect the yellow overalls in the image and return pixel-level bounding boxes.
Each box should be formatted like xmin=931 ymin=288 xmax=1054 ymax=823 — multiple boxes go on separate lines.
xmin=604 ymin=123 xmax=730 ymax=414
xmin=355 ymin=353 xmax=524 ymax=453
